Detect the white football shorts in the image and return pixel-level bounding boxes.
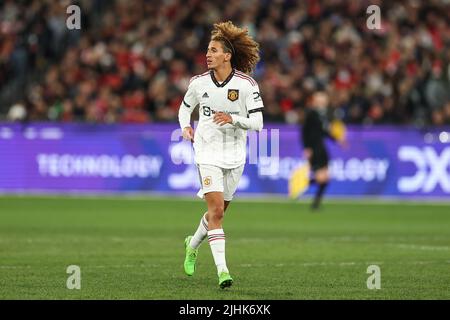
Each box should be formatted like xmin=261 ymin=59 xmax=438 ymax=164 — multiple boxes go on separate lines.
xmin=196 ymin=164 xmax=244 ymax=201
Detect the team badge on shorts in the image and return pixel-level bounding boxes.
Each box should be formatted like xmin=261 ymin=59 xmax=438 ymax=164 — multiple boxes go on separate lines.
xmin=228 ymin=89 xmax=239 ymax=102
xmin=203 ymin=176 xmax=212 ymax=187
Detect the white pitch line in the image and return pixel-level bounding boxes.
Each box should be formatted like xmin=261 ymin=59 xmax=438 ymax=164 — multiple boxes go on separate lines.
xmin=238 ymin=260 xmax=449 ymax=268
xmin=0 ymin=260 xmax=448 ymax=270
xmin=0 ymin=264 xmax=161 ymax=269
xmin=389 ymin=244 xmax=450 ymax=251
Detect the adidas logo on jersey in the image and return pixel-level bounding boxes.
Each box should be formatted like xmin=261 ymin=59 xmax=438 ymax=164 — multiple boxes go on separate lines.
xmin=202 ymin=92 xmax=209 ymax=98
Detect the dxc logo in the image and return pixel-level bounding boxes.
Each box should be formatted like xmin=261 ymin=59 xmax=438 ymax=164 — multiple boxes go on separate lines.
xmin=398 ymin=146 xmax=450 ymax=193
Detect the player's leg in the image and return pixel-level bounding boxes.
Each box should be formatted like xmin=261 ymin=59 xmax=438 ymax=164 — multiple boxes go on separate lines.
xmin=205 ymin=165 xmax=243 ymax=288
xmin=188 ymin=212 xmax=208 ymax=250
xmin=311 ymin=166 xmax=329 ymax=210
xmin=184 ymin=165 xmax=224 ymax=276
xmin=205 ymin=191 xmax=233 ymax=288
xmin=188 ymin=201 xmax=231 ymax=252
xmin=211 ymin=165 xmax=244 ymax=288
xmin=190 ymin=167 xmax=231 ymax=249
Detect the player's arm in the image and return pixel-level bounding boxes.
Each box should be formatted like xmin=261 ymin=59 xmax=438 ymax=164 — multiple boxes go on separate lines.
xmin=214 ymin=86 xmax=264 ymax=131
xmin=178 ymin=79 xmax=199 ymax=141
xmin=213 ymin=111 xmax=263 ymax=131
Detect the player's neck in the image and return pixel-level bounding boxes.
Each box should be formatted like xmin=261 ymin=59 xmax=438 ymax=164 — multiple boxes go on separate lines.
xmin=213 ymin=64 xmax=233 ymax=83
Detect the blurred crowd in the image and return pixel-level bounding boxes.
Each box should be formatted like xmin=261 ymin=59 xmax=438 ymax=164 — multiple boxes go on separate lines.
xmin=1 ymin=0 xmax=450 ymax=126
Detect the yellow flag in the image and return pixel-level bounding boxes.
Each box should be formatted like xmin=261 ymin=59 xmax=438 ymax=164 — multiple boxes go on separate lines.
xmin=288 ymin=163 xmax=311 ymax=199
xmin=330 ymin=119 xmax=346 ymax=142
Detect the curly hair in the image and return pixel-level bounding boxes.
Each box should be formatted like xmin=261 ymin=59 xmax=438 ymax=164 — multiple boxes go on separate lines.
xmin=211 ymin=21 xmax=260 ymax=75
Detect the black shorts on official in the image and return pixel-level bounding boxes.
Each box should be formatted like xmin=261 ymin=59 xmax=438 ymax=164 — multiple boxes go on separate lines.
xmin=309 ymin=149 xmax=329 ymax=171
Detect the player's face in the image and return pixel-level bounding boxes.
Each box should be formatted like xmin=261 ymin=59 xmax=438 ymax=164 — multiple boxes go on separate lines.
xmin=206 ymin=41 xmax=231 ymax=70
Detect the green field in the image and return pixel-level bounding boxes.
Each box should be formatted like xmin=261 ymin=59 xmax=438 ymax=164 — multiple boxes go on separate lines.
xmin=0 ymin=195 xmax=449 ymax=300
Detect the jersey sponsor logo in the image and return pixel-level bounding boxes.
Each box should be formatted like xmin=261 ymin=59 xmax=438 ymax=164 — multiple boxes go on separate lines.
xmin=202 ymin=92 xmax=209 ymax=98
xmin=203 ymin=176 xmax=212 ymax=187
xmin=202 ymin=106 xmax=211 ymax=116
xmin=202 ymin=106 xmax=239 ymax=117
xmin=225 ymin=111 xmax=240 ymax=115
xmin=228 ymin=89 xmax=239 ymax=102
xmin=253 ymin=92 xmax=262 ymax=102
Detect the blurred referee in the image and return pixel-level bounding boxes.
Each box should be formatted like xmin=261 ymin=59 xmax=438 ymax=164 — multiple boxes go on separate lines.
xmin=301 ymin=91 xmax=343 ymax=210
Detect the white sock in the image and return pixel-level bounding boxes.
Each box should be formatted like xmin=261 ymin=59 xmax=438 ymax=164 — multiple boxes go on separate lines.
xmin=189 ymin=212 xmax=208 ymax=249
xmin=208 ymin=228 xmax=229 ymax=274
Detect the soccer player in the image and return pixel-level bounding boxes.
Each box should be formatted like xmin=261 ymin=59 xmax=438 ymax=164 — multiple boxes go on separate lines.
xmin=302 ymin=91 xmax=345 ymax=210
xmin=178 ymin=21 xmax=263 ymax=289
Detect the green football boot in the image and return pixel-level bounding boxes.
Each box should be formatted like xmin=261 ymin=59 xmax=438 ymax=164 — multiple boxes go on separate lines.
xmin=218 ymin=271 xmax=233 ymax=289
xmin=183 ymin=236 xmax=198 ymax=276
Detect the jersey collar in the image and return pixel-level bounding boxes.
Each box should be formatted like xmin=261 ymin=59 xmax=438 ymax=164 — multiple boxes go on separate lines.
xmin=210 ymin=69 xmax=235 ymax=88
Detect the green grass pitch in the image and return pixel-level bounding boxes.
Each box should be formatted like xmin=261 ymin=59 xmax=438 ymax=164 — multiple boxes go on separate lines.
xmin=0 ymin=195 xmax=449 ymax=299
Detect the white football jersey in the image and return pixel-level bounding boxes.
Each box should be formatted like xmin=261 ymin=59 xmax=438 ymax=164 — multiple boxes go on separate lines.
xmin=181 ymin=69 xmax=264 ymax=168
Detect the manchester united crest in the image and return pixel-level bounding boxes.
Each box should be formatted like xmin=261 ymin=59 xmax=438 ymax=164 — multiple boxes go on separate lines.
xmin=227 ymin=89 xmax=239 ymax=102
xmin=203 ymin=176 xmax=212 ymax=187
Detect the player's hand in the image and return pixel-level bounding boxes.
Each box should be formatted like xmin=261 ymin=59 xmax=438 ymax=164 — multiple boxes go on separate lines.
xmin=213 ymin=112 xmax=233 ymax=126
xmin=182 ymin=126 xmax=194 ymax=142
xmin=303 ymin=148 xmax=313 ymax=160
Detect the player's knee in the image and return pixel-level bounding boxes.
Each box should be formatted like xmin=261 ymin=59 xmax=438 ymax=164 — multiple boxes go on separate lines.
xmin=210 ymin=203 xmax=224 ymax=220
